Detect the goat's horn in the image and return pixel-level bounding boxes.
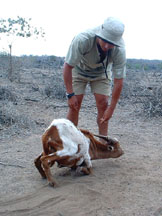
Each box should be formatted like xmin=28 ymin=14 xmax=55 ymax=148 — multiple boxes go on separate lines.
xmin=93 ymin=134 xmax=109 ymax=141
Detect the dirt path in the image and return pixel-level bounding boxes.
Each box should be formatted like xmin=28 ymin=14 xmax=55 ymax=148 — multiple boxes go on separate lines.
xmin=0 ymin=100 xmax=162 ymax=216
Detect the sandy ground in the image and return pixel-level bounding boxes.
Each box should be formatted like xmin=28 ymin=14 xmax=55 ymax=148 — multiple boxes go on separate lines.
xmin=0 ymin=97 xmax=162 ymax=216
xmin=0 ymin=66 xmax=162 ymax=216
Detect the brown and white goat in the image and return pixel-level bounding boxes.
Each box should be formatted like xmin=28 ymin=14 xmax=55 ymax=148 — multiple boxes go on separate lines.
xmin=34 ymin=118 xmax=124 ymax=187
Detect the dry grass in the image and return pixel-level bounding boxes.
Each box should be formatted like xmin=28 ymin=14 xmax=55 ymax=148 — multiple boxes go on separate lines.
xmin=120 ymin=69 xmax=162 ymax=117
xmin=0 ymin=56 xmax=162 ymax=137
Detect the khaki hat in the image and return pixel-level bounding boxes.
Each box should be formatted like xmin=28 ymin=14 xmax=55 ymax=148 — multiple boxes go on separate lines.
xmin=96 ymin=17 xmax=125 ymax=47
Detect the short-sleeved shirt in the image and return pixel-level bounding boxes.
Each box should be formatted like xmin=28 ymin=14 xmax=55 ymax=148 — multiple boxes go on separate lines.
xmin=65 ymin=27 xmax=126 ymax=80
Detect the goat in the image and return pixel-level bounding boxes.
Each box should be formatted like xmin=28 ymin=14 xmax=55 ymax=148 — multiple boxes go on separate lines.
xmin=34 ymin=118 xmax=124 ymax=187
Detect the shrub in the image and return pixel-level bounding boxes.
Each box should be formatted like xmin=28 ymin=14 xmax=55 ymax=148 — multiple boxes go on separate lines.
xmin=143 ymin=87 xmax=162 ymax=117
xmin=44 ymin=70 xmax=66 ymax=99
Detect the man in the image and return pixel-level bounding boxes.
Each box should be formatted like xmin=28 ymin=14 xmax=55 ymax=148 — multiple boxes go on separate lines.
xmin=63 ymin=17 xmax=126 ymax=136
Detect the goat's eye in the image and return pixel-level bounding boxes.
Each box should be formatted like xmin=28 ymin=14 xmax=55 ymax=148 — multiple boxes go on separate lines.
xmin=107 ymin=145 xmax=114 ymax=151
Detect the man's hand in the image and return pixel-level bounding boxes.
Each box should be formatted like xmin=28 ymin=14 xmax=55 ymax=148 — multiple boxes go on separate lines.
xmin=100 ymin=106 xmax=114 ymax=123
xmin=67 ymin=95 xmax=78 ymax=111
xmin=100 ymin=78 xmax=124 ymax=124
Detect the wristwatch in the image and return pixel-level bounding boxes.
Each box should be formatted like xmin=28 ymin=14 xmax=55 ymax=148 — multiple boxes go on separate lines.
xmin=66 ymin=92 xmax=75 ymax=99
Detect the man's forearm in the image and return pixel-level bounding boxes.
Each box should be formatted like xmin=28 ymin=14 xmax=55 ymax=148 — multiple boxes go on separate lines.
xmin=63 ymin=63 xmax=74 ymax=93
xmin=109 ymin=78 xmax=123 ymax=110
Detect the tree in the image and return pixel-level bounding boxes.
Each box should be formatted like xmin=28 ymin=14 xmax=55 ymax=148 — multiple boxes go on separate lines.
xmin=0 ymin=16 xmax=45 ymax=81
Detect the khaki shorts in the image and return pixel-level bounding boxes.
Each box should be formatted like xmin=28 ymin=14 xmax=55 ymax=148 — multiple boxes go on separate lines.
xmin=72 ymin=73 xmax=112 ymax=96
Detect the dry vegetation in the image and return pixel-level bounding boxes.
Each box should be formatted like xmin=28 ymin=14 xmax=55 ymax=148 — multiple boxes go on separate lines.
xmin=0 ymin=55 xmax=162 ymax=216
xmin=0 ymin=55 xmax=162 ymax=135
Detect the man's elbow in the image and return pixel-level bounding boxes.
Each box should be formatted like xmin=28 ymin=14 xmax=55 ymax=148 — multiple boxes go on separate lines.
xmin=114 ymin=78 xmax=124 ymax=89
xmin=64 ymin=62 xmax=74 ymax=70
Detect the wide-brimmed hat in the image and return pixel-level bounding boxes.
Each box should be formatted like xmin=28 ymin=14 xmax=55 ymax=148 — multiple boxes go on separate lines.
xmin=96 ymin=17 xmax=125 ymax=47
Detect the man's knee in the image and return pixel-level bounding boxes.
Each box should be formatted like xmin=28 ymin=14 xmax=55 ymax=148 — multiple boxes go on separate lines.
xmin=94 ymin=93 xmax=108 ymax=111
xmin=97 ymin=99 xmax=108 ymax=111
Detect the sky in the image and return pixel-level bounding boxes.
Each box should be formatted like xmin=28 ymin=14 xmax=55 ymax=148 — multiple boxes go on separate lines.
xmin=0 ymin=0 xmax=162 ymax=60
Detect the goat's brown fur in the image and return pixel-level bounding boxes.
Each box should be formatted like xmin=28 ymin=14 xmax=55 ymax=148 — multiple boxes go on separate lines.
xmin=34 ymin=123 xmax=124 ymax=187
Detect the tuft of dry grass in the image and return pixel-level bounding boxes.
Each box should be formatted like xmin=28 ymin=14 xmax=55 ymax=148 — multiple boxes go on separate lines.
xmin=120 ymin=69 xmax=162 ymax=118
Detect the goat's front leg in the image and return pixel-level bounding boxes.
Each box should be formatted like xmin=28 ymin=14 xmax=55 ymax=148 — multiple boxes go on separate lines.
xmin=40 ymin=154 xmax=58 ymax=187
xmin=76 ymin=155 xmax=93 ymax=175
xmin=76 ymin=166 xmax=92 ymax=175
xmin=84 ymin=153 xmax=93 ymax=174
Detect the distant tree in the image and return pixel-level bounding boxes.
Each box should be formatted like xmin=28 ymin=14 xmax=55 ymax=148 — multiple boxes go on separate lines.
xmin=0 ymin=16 xmax=45 ymax=81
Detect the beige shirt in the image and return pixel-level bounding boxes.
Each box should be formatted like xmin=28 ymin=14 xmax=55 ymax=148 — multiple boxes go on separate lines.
xmin=65 ymin=27 xmax=126 ymax=80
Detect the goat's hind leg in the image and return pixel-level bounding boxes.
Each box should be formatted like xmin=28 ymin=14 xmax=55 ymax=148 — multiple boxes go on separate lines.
xmin=34 ymin=154 xmax=46 ymax=179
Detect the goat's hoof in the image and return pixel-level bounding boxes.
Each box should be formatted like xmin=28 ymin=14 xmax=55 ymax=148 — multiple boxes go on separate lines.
xmin=76 ymin=166 xmax=91 ymax=175
xmin=49 ymin=181 xmax=58 ymax=187
xmin=76 ymin=166 xmax=83 ymax=175
xmin=88 ymin=167 xmax=93 ymax=174
xmin=38 ymin=171 xmax=47 ymax=179
xmin=41 ymin=175 xmax=47 ymax=179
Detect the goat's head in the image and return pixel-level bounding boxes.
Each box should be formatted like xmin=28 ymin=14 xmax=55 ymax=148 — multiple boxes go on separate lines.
xmin=93 ymin=134 xmax=124 ymax=158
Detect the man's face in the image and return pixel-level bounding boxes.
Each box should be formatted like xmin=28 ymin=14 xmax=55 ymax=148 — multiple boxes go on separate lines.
xmin=98 ymin=38 xmax=115 ymax=52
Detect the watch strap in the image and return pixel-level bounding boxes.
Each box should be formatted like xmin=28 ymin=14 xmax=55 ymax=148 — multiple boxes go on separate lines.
xmin=66 ymin=92 xmax=75 ymax=99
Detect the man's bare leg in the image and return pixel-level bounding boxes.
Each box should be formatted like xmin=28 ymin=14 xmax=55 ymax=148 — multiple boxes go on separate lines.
xmin=67 ymin=94 xmax=84 ymax=126
xmin=94 ymin=93 xmax=109 ymax=136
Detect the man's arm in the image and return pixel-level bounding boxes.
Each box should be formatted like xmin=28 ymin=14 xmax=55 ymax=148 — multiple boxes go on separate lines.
xmin=63 ymin=62 xmax=74 ymax=94
xmin=101 ymin=78 xmax=123 ymax=123
xmin=63 ymin=62 xmax=78 ymax=110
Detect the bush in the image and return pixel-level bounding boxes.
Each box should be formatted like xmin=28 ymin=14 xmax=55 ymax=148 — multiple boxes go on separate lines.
xmin=43 ymin=70 xmax=66 ymax=99
xmin=0 ymin=87 xmax=17 ymax=101
xmin=143 ymin=87 xmax=162 ymax=117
